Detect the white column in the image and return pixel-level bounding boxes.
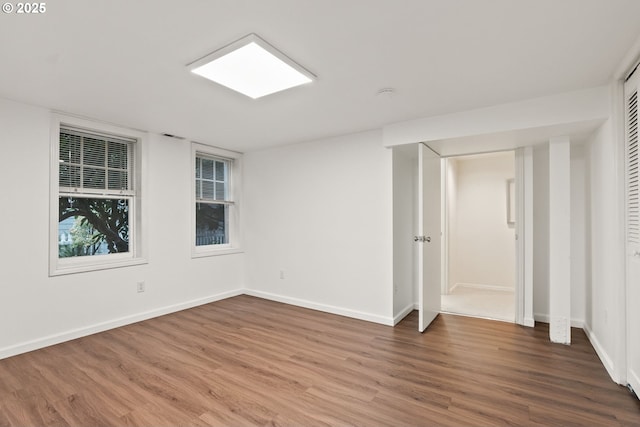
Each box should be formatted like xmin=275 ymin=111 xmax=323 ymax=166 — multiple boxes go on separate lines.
xmin=515 ymin=147 xmax=534 ymax=327
xmin=549 ymin=136 xmax=571 ymax=344
xmin=523 ymin=146 xmax=534 ymax=327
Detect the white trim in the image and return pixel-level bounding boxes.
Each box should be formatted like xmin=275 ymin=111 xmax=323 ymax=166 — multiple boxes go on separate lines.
xmin=450 ymin=282 xmax=515 ymax=293
xmin=244 ymin=289 xmax=394 ymax=326
xmin=191 ymin=248 xmax=244 ymax=258
xmin=191 ymin=143 xmax=243 ymax=258
xmin=584 ymin=323 xmax=623 ymax=384
xmin=49 ymin=114 xmax=148 ymax=276
xmin=533 ymin=313 xmax=584 ymax=329
xmin=49 ymin=257 xmax=148 ymax=277
xmin=441 ymin=310 xmax=513 ymax=324
xmin=515 ymin=149 xmax=524 ymax=325
xmin=570 ymin=319 xmax=585 ymax=329
xmin=515 ymin=146 xmax=535 ymax=328
xmin=393 ymin=303 xmax=415 ymax=325
xmin=441 ymin=159 xmax=449 ymax=295
xmin=611 ymin=79 xmax=629 ymax=384
xmin=0 ymin=289 xmax=243 ymax=360
xmin=628 ymin=370 xmax=640 ymax=397
xmin=523 ymin=146 xmax=534 ymax=328
xmin=533 ymin=313 xmax=548 ymax=323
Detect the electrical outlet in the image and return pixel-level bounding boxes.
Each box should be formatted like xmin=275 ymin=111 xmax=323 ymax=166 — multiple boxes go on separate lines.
xmin=394 ymin=283 xmax=398 ymax=295
xmin=137 ymin=281 xmax=145 ymax=293
xmin=279 ymin=270 xmax=285 ymax=280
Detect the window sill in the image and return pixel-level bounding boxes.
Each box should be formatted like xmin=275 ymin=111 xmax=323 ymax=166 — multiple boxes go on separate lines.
xmin=191 ymin=247 xmax=244 ymax=258
xmin=49 ymin=257 xmax=148 ymax=277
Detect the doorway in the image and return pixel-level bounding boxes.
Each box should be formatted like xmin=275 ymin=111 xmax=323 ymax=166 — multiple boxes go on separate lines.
xmin=441 ymin=151 xmax=516 ymax=322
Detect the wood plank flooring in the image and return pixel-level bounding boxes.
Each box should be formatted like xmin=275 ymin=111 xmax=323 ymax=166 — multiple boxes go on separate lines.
xmin=0 ymin=295 xmax=638 ymax=426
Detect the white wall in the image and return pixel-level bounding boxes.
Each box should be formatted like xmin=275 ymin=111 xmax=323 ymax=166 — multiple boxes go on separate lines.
xmin=243 ymin=130 xmax=394 ymax=325
xmin=0 ymin=97 xmax=244 ymax=358
xmin=570 ymin=143 xmax=588 ymax=327
xmin=586 ymin=118 xmax=626 ymax=382
xmin=449 ymin=152 xmax=515 ymax=290
xmin=445 ymin=158 xmax=459 ymax=292
xmin=392 ymin=147 xmax=416 ymax=321
xmin=532 ymin=145 xmax=550 ymax=321
xmin=532 ymin=142 xmax=588 ymax=328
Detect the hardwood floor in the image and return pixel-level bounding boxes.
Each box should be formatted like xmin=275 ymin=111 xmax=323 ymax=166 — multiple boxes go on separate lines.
xmin=0 ymin=295 xmax=638 ymax=426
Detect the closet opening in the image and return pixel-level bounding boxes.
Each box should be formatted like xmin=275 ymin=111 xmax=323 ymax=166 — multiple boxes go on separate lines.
xmin=441 ymin=151 xmax=516 ymax=322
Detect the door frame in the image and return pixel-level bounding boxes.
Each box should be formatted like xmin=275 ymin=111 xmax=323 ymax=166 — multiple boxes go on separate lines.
xmin=439 ymin=148 xmax=533 ymax=326
xmin=516 ymin=147 xmax=535 ymax=326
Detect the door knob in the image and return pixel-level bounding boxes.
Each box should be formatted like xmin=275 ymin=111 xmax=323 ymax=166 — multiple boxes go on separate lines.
xmin=425 ymin=236 xmax=431 ymax=243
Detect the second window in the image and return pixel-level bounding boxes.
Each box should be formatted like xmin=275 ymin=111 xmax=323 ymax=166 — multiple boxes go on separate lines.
xmin=195 ymin=153 xmax=232 ymax=247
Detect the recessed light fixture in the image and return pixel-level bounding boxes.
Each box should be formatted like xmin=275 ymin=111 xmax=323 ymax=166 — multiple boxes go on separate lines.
xmin=188 ymin=33 xmax=315 ymax=99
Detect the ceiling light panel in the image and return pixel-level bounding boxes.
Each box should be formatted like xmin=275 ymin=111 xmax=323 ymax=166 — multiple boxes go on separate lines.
xmin=189 ymin=34 xmax=315 ymax=99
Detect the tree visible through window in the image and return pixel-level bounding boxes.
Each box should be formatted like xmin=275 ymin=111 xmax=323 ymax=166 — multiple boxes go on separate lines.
xmin=58 ymin=129 xmax=134 ymax=258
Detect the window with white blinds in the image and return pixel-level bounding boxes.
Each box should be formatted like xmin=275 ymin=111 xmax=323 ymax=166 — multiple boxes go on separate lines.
xmin=628 ymin=90 xmax=639 ymax=244
xmin=194 ymin=153 xmax=233 ymax=247
xmin=59 ymin=128 xmax=134 ymax=195
xmin=192 ymin=144 xmax=241 ymax=255
xmin=195 ymin=155 xmax=231 ymax=203
xmin=52 ymin=120 xmax=143 ymax=274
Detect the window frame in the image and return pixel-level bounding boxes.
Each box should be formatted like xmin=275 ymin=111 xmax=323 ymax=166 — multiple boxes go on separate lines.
xmin=191 ymin=143 xmax=242 ymax=257
xmin=49 ymin=114 xmax=147 ymax=276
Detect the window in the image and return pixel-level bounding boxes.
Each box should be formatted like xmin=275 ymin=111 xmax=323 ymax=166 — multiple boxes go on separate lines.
xmin=192 ymin=144 xmax=241 ymax=256
xmin=50 ymin=115 xmax=146 ymax=275
xmin=195 ymin=156 xmax=230 ymax=245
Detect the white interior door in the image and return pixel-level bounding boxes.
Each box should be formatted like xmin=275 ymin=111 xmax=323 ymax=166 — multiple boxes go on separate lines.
xmin=624 ymin=70 xmax=640 ymax=396
xmin=418 ymin=143 xmax=441 ymax=332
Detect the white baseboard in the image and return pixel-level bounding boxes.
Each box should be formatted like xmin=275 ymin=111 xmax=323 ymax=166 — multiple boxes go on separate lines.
xmin=0 ymin=289 xmax=243 ymax=360
xmin=533 ymin=313 xmax=549 ymax=323
xmin=393 ymin=303 xmax=415 ymax=325
xmin=628 ymin=369 xmax=640 ymax=397
xmin=11 ymin=291 xmax=595 ymax=361
xmin=244 ymin=289 xmax=394 ymax=326
xmin=583 ymin=323 xmax=621 ymax=384
xmin=570 ymin=318 xmax=585 ymax=329
xmin=451 ymin=282 xmax=515 ymax=293
xmin=523 ymin=317 xmax=535 ymax=327
xmin=533 ymin=313 xmax=584 ymax=328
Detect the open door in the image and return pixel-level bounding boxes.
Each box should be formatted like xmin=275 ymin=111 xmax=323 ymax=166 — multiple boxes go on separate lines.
xmin=418 ymin=143 xmax=442 ymax=332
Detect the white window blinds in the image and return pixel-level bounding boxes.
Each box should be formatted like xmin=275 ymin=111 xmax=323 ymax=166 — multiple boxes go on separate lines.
xmin=195 ymin=155 xmax=232 ymax=203
xmin=59 ymin=128 xmax=135 ymax=195
xmin=628 ymin=90 xmax=639 ymax=244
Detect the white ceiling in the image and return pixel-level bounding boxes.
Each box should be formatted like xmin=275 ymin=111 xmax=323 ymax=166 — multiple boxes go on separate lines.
xmin=1 ymin=0 xmax=639 ymax=152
